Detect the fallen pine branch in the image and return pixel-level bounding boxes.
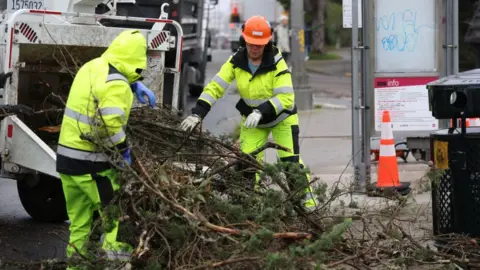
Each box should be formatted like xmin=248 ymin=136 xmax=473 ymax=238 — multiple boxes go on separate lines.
xmin=56 ymin=105 xmax=480 ymax=270
xmin=186 ymin=256 xmax=262 ymax=270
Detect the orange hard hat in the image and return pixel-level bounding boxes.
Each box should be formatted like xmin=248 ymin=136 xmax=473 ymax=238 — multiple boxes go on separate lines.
xmin=241 ymin=16 xmax=272 ymax=45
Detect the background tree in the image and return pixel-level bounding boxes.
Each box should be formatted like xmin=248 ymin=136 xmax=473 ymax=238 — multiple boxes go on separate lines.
xmin=277 ymin=0 xmax=476 ymax=66
xmin=276 ymin=0 xmax=329 ymax=54
xmin=460 ymin=0 xmax=478 ymax=71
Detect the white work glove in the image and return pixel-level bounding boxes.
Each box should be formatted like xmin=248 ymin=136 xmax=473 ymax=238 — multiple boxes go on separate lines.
xmin=180 ymin=114 xmax=201 ymax=132
xmin=243 ymin=109 xmax=262 ymax=128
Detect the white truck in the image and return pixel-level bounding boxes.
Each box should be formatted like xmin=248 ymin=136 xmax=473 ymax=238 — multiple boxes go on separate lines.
xmin=0 ymin=0 xmax=183 ymax=222
xmin=94 ymin=0 xmax=216 ymax=109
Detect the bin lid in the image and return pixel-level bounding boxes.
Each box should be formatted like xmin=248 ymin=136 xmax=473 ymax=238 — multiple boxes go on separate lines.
xmin=432 ymin=127 xmax=480 ymax=137
xmin=427 ymin=69 xmax=480 ymax=87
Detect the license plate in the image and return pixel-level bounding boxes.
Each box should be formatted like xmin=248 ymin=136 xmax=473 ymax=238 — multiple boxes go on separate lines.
xmin=8 ymin=0 xmax=44 ymax=11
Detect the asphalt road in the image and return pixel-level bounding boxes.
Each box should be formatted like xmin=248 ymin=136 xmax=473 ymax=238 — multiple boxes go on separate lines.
xmin=0 ymin=49 xmax=351 ymax=268
xmin=0 ymin=178 xmax=68 ymax=268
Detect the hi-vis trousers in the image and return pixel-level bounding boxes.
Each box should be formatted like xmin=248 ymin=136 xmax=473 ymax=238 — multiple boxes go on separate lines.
xmin=60 ymin=169 xmax=132 ymax=266
xmin=239 ymin=114 xmax=317 ymax=208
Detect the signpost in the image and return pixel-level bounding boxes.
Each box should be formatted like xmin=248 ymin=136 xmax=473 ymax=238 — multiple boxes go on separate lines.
xmin=342 ymin=0 xmax=451 ymax=193
xmin=344 ymin=0 xmax=369 ymax=192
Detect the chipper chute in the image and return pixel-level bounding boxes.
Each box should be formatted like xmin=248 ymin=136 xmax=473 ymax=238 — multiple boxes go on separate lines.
xmin=0 ymin=8 xmax=183 ymax=222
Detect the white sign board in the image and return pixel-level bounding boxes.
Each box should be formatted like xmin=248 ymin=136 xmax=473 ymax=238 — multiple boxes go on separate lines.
xmin=8 ymin=0 xmax=45 ymax=11
xmin=374 ymin=77 xmax=438 ymax=131
xmin=374 ymin=0 xmax=436 ymax=73
xmin=342 ymin=0 xmax=362 ymax=28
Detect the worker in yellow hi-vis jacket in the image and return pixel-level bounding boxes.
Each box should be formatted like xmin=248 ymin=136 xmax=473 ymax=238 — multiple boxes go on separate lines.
xmin=56 ymin=29 xmax=157 ymax=268
xmin=180 ymin=16 xmax=317 ymax=211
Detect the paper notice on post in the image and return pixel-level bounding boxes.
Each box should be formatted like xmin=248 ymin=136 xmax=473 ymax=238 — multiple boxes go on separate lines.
xmin=374 ymin=77 xmax=438 ymax=131
xmin=343 ymin=0 xmax=362 ymax=28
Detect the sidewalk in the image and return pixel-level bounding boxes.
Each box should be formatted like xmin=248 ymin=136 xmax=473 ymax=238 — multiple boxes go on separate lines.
xmin=263 ymin=107 xmax=430 ymax=194
xmin=306 ymin=47 xmax=353 ymax=77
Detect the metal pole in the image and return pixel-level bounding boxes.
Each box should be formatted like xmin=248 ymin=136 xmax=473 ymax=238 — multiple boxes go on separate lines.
xmin=352 ymin=0 xmax=362 ymax=192
xmin=446 ymin=0 xmax=453 ymax=76
xmin=439 ymin=0 xmax=448 ymax=129
xmin=453 ymin=0 xmax=459 ymax=74
xmin=290 ymin=0 xmax=313 ymax=111
xmin=199 ymin=1 xmax=211 ymax=84
xmin=360 ymin=0 xmax=371 ymax=192
xmin=441 ymin=0 xmax=448 ymax=78
xmin=439 ymin=0 xmax=455 ymax=129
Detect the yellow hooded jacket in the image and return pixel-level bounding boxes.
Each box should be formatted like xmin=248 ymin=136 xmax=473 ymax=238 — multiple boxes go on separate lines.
xmin=56 ymin=29 xmax=147 ymax=175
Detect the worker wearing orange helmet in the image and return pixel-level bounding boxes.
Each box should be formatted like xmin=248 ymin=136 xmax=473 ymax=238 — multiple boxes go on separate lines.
xmin=180 ymin=16 xmax=317 ymax=210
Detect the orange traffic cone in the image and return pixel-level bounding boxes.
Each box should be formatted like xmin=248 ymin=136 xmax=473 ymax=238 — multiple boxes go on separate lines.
xmin=372 ymin=111 xmax=410 ymax=196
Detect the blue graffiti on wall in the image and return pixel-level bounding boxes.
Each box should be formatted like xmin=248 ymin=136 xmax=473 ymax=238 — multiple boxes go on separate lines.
xmin=375 ymin=9 xmax=433 ymax=52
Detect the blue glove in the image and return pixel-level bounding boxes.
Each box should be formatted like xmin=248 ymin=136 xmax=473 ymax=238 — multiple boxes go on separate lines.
xmin=131 ymin=82 xmax=156 ymax=108
xmin=121 ymin=148 xmax=132 ymax=167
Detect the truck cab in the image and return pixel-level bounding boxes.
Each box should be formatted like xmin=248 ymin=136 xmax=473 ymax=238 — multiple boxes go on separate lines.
xmin=94 ymin=0 xmax=215 ymax=113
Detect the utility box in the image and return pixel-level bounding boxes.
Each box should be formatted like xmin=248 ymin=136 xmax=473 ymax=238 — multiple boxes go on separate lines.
xmin=430 ymin=69 xmax=480 ymax=241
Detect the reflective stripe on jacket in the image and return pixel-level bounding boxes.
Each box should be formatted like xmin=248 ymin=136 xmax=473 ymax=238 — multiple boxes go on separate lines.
xmin=56 ymin=29 xmax=147 ymax=175
xmin=192 ymin=45 xmax=296 ymax=128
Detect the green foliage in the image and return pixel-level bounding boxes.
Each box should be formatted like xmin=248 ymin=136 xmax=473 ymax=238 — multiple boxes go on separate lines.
xmin=71 ymin=109 xmax=350 ymax=269
xmin=325 ymin=1 xmax=351 ymax=47
xmin=102 ymin=204 xmax=121 ymax=233
xmin=309 ymin=52 xmax=342 ymax=60
xmin=165 ymin=219 xmax=188 ymax=249
xmin=460 ymin=0 xmax=479 ymax=71
xmin=276 ymin=0 xmax=290 ymax=10
xmin=246 ymin=234 xmax=263 ymax=252
xmin=257 ymin=228 xmax=275 ymax=240
xmin=306 ymin=218 xmax=352 ymax=254
xmin=265 ymin=252 xmax=295 ymax=270
xmin=144 ymin=260 xmax=164 ymax=270
xmin=425 ymin=168 xmax=446 ymax=187
xmin=260 ymin=218 xmax=354 ymax=268
xmin=276 ymin=0 xmax=351 ymax=48
xmin=209 ymin=198 xmax=247 ymax=223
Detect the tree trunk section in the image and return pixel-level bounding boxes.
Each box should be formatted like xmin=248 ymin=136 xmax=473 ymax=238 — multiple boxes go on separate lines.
xmin=311 ymin=0 xmax=328 ymax=54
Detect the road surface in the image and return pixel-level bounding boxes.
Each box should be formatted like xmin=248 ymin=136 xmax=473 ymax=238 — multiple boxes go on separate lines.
xmin=0 ymin=49 xmax=351 ymax=267
xmin=0 ymin=177 xmax=68 ymax=268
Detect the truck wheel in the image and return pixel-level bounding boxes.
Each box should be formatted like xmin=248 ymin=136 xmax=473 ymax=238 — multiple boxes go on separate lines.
xmin=16 ymin=173 xmax=68 ymax=223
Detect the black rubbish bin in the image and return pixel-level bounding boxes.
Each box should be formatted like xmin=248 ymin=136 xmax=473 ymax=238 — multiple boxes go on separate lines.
xmin=427 ymin=69 xmax=480 ymax=241
xmin=431 ymin=127 xmax=480 ymax=238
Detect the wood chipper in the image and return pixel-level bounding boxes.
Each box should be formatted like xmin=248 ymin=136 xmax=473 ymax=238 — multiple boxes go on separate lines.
xmin=0 ymin=0 xmax=183 ymax=222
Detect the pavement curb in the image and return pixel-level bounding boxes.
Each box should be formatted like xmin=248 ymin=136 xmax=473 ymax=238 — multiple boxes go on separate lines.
xmin=306 ymin=67 xmax=335 ymax=76
xmin=297 ymin=107 xmax=349 ymax=115
xmin=306 ymin=60 xmax=352 ymax=77
xmin=316 ymin=103 xmax=348 ymax=110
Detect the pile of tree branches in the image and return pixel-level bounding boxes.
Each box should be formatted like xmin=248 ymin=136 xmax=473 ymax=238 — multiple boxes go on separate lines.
xmin=65 ymin=105 xmax=480 ymax=270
